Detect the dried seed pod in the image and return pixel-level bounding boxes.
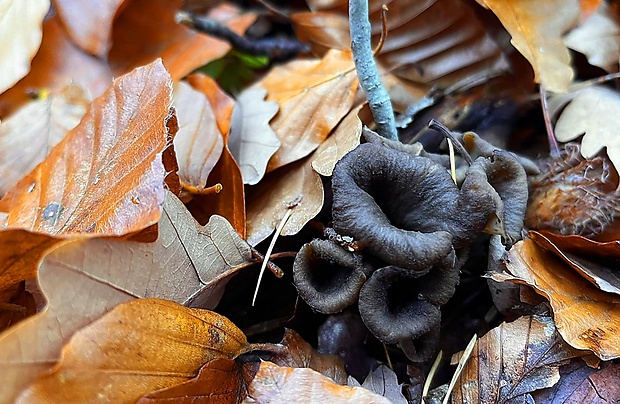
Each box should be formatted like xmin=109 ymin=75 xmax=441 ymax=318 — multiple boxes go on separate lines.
xmin=526 ymin=143 xmax=620 ymax=237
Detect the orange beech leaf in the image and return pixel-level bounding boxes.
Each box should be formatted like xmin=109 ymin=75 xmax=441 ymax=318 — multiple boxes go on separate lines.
xmin=53 ymin=0 xmax=126 ymax=57
xmin=173 ymin=80 xmax=224 ymax=192
xmin=0 ymin=16 xmax=112 ymax=119
xmin=17 ymin=299 xmax=248 ymax=403
xmin=0 ymin=0 xmax=49 ymax=95
xmin=243 ymin=361 xmax=391 ymax=403
xmin=138 ymin=358 xmax=258 ymax=404
xmin=109 ymin=0 xmax=256 ymax=80
xmin=228 ymin=87 xmax=280 ymax=185
xmin=0 ymin=282 xmax=35 ymax=333
xmin=0 ymin=59 xmax=172 ymax=235
xmin=497 ymin=236 xmax=620 ymax=360
xmin=257 ymin=49 xmax=358 ymax=172
xmin=0 ymin=85 xmax=89 ymax=197
xmin=478 ymin=0 xmax=579 ymax=92
xmin=0 ymin=191 xmax=252 ymax=403
xmin=186 ymin=73 xmax=235 ymax=136
xmin=293 ymin=0 xmax=510 ymax=88
xmin=246 ymin=104 xmax=363 ymax=246
xmin=451 ymin=315 xmax=584 ymax=403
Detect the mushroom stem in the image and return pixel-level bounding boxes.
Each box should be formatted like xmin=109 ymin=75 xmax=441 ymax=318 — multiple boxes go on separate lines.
xmin=428 ymin=119 xmax=473 ymax=165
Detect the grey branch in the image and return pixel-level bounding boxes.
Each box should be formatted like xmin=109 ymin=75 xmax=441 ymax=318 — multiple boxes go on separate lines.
xmin=349 ymin=0 xmax=397 ymax=141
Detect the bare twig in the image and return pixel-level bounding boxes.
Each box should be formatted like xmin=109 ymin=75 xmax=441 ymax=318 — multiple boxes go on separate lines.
xmin=373 ymin=5 xmax=389 ymax=56
xmin=428 ymin=119 xmax=473 ymax=165
xmin=349 ymin=0 xmax=398 ymax=141
xmin=539 ymin=86 xmax=560 ymax=158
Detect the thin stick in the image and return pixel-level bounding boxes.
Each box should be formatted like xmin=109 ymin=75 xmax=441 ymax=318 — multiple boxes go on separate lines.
xmin=428 ymin=119 xmax=473 ymax=165
xmin=349 ymin=0 xmax=398 ymax=141
xmin=569 ymin=72 xmax=620 ymax=92
xmin=422 ymin=350 xmax=443 ymax=404
xmin=383 ymin=343 xmax=394 ymax=370
xmin=255 ymin=0 xmax=290 ymax=20
xmin=442 ymin=334 xmax=477 ymax=404
xmin=251 ymin=247 xmax=284 ymax=278
xmin=372 ymin=5 xmax=389 ymax=56
xmin=539 ymin=86 xmax=560 ymax=158
xmin=252 ymin=208 xmax=293 ymax=306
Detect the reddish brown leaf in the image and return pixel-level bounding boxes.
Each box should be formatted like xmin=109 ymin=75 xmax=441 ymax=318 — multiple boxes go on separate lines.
xmin=0 ymin=16 xmax=112 ymax=118
xmin=17 ymin=299 xmax=248 ymax=403
xmin=138 ymin=358 xmax=257 ymax=404
xmin=109 ymin=0 xmax=256 ymax=80
xmin=243 ymin=361 xmax=391 ymax=403
xmin=0 ymin=282 xmax=36 ymax=333
xmin=186 ymin=74 xmax=235 ymax=136
xmin=54 ymin=0 xmax=126 ymax=57
xmin=0 ymin=192 xmax=252 ymax=403
xmin=257 ymin=49 xmax=358 ymax=172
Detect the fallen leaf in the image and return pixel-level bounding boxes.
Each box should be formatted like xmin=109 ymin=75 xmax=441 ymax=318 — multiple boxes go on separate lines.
xmin=0 ymin=282 xmax=35 ymax=333
xmin=533 ymin=360 xmax=620 ymax=403
xmin=293 ymin=0 xmax=510 ymax=87
xmin=17 ymin=298 xmax=248 ymax=403
xmin=53 ymin=0 xmax=127 ymax=57
xmin=0 ymin=0 xmax=50 ymax=95
xmin=0 ymin=16 xmax=112 ymax=119
xmin=0 ymin=59 xmax=171 ymax=234
xmin=452 ymin=315 xmax=583 ymax=403
xmin=228 ymin=87 xmax=280 ymax=185
xmin=269 ymin=329 xmax=347 ymax=385
xmin=109 ymin=0 xmax=255 ymax=80
xmin=499 ymin=236 xmax=620 ymax=360
xmin=564 ymin=1 xmax=620 ymax=72
xmin=554 ymin=86 xmax=620 ymax=173
xmin=0 ymin=191 xmax=252 ymax=403
xmin=186 ymin=73 xmax=235 ymax=136
xmin=0 ymin=85 xmax=89 ymax=197
xmin=138 ymin=358 xmax=258 ymax=404
xmin=351 ymin=365 xmax=408 ymax=404
xmin=479 ymin=0 xmax=579 ymax=92
xmin=173 ymin=80 xmax=224 ymax=192
xmin=243 ymin=361 xmax=391 ymax=403
xmin=258 ymin=49 xmax=358 ymax=171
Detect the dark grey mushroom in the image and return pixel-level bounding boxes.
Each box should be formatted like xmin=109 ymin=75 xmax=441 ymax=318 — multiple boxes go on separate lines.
xmin=293 ymin=239 xmax=374 ymax=314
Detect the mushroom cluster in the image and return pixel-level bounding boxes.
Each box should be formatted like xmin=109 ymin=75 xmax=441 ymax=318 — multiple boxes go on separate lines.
xmin=294 ymin=126 xmax=530 ymax=361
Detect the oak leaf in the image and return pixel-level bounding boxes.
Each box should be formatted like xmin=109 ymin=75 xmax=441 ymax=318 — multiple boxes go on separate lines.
xmin=17 ymin=298 xmax=248 ymax=403
xmin=349 ymin=365 xmax=408 ymax=404
xmin=478 ymin=0 xmax=578 ymax=92
xmin=0 ymin=0 xmax=49 ymax=95
xmin=452 ymin=315 xmax=583 ymax=403
xmin=0 ymin=191 xmax=252 ymax=403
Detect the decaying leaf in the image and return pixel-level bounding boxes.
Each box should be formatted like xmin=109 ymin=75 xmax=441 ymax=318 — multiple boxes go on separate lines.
xmin=109 ymin=0 xmax=255 ymax=79
xmin=554 ymin=86 xmax=620 ymax=173
xmin=452 ymin=315 xmax=583 ymax=403
xmin=228 ymin=87 xmax=280 ymax=185
xmin=348 ymin=365 xmax=408 ymax=404
xmin=0 ymin=191 xmax=252 ymax=403
xmin=498 ymin=236 xmax=620 ymax=360
xmin=564 ymin=1 xmax=620 ymax=72
xmin=0 ymin=0 xmax=50 ymax=95
xmin=258 ymin=49 xmax=358 ymax=171
xmin=138 ymin=358 xmax=258 ymax=404
xmin=54 ymin=0 xmax=126 ymax=57
xmin=17 ymin=298 xmax=248 ymax=403
xmin=0 ymin=85 xmax=89 ymax=197
xmin=0 ymin=281 xmax=35 ymax=333
xmin=243 ymin=361 xmax=391 ymax=403
xmin=294 ymin=0 xmax=510 ymax=88
xmin=478 ymin=0 xmax=579 ymax=92
xmin=173 ymin=80 xmax=224 ymax=192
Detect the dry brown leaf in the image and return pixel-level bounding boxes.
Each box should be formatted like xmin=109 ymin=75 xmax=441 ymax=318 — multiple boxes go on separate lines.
xmin=173 ymin=80 xmax=224 ymax=192
xmin=53 ymin=0 xmax=126 ymax=57
xmin=187 ymin=73 xmax=235 ymax=136
xmin=293 ymin=0 xmax=510 ymax=88
xmin=109 ymin=0 xmax=255 ymax=80
xmin=0 ymin=16 xmax=112 ymax=119
xmin=257 ymin=49 xmax=358 ymax=172
xmin=17 ymin=298 xmax=248 ymax=403
xmin=269 ymin=329 xmax=347 ymax=385
xmin=498 ymin=236 xmax=620 ymax=360
xmin=349 ymin=365 xmax=408 ymax=404
xmin=0 ymin=282 xmax=35 ymax=333
xmin=0 ymin=191 xmax=252 ymax=403
xmin=228 ymin=87 xmax=280 ymax=185
xmin=243 ymin=361 xmax=391 ymax=403
xmin=0 ymin=85 xmax=89 ymax=197
xmin=452 ymin=315 xmax=583 ymax=403
xmin=138 ymin=358 xmax=258 ymax=404
xmin=0 ymin=59 xmax=171 ymax=235
xmin=0 ymin=0 xmax=50 ymax=95
xmin=479 ymin=0 xmax=578 ymax=92
xmin=564 ymin=1 xmax=620 ymax=72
